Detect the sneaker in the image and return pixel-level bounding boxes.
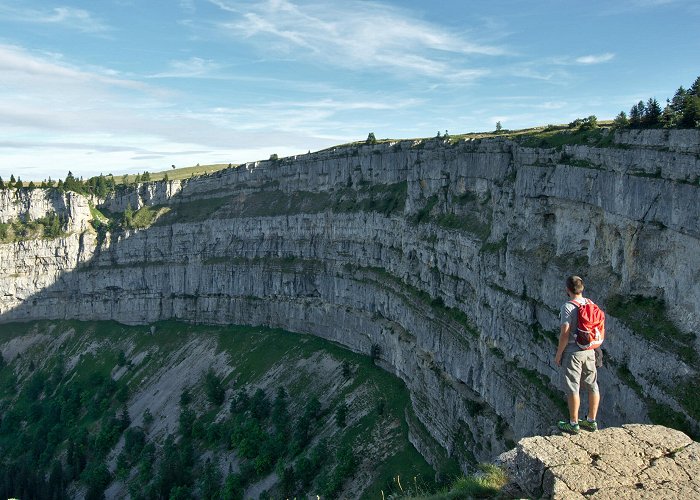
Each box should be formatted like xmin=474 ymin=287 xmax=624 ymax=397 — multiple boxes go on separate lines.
xmin=579 ymin=419 xmax=598 ymax=432
xmin=558 ymin=420 xmax=580 ymax=434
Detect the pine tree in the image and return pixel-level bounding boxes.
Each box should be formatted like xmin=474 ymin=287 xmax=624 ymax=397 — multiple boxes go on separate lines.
xmin=676 ymin=76 xmax=700 ymax=128
xmin=335 ymin=402 xmax=347 ymax=427
xmin=629 ymin=101 xmax=645 ymax=128
xmin=613 ymin=111 xmax=629 ymax=128
xmin=680 ymin=95 xmax=700 ymax=128
xmin=93 ymin=175 xmax=108 ymax=197
xmin=689 ymin=76 xmax=700 ymax=96
xmin=64 ymin=171 xmax=81 ymax=192
xmin=660 ymin=104 xmax=675 ymax=128
xmin=366 ymin=132 xmax=377 ymax=144
xmin=671 ymin=87 xmax=687 ymax=113
xmin=643 ymin=98 xmax=662 ymax=127
xmin=204 ymin=369 xmax=225 ymax=406
xmin=119 ymin=407 xmax=131 ymax=430
xmin=0 ymin=176 xmax=4 ymax=189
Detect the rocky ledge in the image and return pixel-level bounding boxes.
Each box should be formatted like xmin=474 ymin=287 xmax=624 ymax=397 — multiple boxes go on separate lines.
xmin=500 ymin=424 xmax=700 ymax=499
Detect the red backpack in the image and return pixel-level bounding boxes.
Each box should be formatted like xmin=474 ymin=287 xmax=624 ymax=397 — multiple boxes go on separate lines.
xmin=570 ymin=299 xmax=605 ymax=350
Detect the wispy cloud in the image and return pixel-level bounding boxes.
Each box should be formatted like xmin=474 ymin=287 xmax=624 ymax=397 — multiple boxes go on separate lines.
xmin=209 ymin=0 xmax=503 ymax=80
xmin=179 ymin=0 xmax=196 ymax=13
xmin=0 ymin=43 xmax=352 ymax=178
xmin=0 ymin=44 xmax=148 ymax=89
xmin=576 ymin=53 xmax=615 ymax=64
xmin=203 ymin=96 xmax=421 ymax=140
xmin=150 ymin=57 xmax=223 ymax=78
xmin=0 ymin=3 xmax=109 ymax=33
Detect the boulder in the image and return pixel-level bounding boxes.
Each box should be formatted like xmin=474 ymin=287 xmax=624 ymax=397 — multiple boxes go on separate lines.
xmin=500 ymin=424 xmax=700 ymax=499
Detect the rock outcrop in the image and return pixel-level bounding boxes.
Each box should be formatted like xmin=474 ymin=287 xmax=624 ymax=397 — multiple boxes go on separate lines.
xmin=1 ymin=128 xmax=698 ymax=470
xmin=501 ymin=424 xmax=700 ymax=499
xmin=0 ymin=188 xmax=92 ymax=233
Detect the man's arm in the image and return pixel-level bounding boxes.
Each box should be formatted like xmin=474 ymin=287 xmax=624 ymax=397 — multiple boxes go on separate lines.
xmin=555 ymin=323 xmax=570 ymax=366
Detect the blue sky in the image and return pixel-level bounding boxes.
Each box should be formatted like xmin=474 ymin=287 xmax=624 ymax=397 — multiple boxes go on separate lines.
xmin=1 ymin=0 xmax=698 ymax=180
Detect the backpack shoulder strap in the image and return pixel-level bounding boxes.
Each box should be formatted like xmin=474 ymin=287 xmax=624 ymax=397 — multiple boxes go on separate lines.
xmin=570 ymin=298 xmax=592 ymax=307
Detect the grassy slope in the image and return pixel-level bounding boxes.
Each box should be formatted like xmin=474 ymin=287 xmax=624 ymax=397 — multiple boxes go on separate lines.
xmin=139 ymin=163 xmax=233 ymax=182
xmin=0 ymin=320 xmax=442 ymax=499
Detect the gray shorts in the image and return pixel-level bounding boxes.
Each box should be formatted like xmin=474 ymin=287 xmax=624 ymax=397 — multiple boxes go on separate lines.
xmin=563 ymin=349 xmax=599 ymax=395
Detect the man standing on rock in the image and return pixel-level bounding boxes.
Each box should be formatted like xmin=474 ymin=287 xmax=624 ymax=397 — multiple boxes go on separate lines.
xmin=554 ymin=275 xmax=600 ymax=434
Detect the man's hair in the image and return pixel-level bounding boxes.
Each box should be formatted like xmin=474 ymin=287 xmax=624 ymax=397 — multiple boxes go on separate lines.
xmin=566 ymin=275 xmax=584 ymax=294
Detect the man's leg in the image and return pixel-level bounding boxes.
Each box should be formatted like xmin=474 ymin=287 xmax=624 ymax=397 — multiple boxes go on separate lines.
xmin=581 ymin=351 xmax=600 ymax=421
xmin=567 ymin=393 xmax=580 ymax=423
xmin=563 ymin=351 xmax=582 ymax=423
xmin=587 ymin=390 xmax=600 ymax=420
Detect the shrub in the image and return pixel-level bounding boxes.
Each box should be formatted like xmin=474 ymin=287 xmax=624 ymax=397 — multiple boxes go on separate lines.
xmin=250 ymin=389 xmax=270 ymax=420
xmin=341 ymin=359 xmax=351 ymax=378
xmin=180 ymin=388 xmax=192 ymax=407
xmin=570 ymin=115 xmax=598 ymax=130
xmin=449 ymin=464 xmax=508 ymax=498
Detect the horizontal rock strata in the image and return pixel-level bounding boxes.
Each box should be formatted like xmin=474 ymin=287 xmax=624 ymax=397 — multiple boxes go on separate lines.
xmin=1 ymin=129 xmax=698 ymax=469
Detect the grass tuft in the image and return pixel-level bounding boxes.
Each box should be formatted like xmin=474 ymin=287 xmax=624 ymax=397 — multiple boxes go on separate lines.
xmin=398 ymin=464 xmax=508 ymax=499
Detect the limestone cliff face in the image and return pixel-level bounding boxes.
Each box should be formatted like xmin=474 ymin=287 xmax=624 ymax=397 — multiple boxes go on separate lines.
xmin=1 ymin=129 xmax=698 ymax=469
xmin=0 ymin=188 xmax=92 ymax=233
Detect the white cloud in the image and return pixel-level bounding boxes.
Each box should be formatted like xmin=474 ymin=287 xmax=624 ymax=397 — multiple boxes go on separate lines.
xmin=150 ymin=57 xmax=223 ymax=78
xmin=0 ymin=3 xmax=109 ymax=33
xmin=210 ymin=0 xmax=503 ymax=80
xmin=0 ymin=44 xmax=148 ymax=90
xmin=576 ymin=53 xmax=615 ymax=64
xmin=0 ymin=44 xmax=358 ymax=178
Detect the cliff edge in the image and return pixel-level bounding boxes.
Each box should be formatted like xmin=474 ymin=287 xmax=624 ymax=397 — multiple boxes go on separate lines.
xmin=1 ymin=128 xmax=699 ymax=471
xmin=500 ymin=424 xmax=700 ymax=499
